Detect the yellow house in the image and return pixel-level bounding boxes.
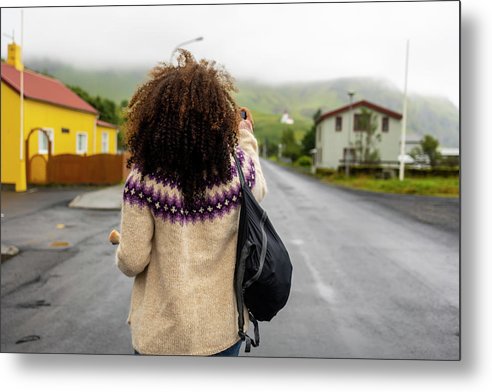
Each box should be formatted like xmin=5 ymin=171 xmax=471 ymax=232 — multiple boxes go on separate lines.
xmin=95 ymin=120 xmax=119 ymax=154
xmin=1 ymin=42 xmax=119 ymax=191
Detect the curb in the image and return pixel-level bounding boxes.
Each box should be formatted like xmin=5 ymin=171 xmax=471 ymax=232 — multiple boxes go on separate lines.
xmin=68 ymin=195 xmax=122 ymax=211
xmin=68 ymin=185 xmax=123 ymax=211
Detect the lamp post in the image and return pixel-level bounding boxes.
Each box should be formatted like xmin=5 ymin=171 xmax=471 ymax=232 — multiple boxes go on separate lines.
xmin=399 ymin=40 xmax=410 ymax=181
xmin=169 ymin=36 xmax=204 ymax=63
xmin=345 ymin=91 xmax=355 ymax=177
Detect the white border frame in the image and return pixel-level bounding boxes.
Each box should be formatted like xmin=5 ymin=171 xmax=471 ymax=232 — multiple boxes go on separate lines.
xmin=38 ymin=127 xmax=54 ymax=155
xmin=101 ymin=131 xmax=109 ymax=153
xmin=75 ymin=131 xmax=88 ymax=155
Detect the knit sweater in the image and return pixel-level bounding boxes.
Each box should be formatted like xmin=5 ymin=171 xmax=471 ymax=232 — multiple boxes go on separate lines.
xmin=115 ymin=127 xmax=267 ymax=356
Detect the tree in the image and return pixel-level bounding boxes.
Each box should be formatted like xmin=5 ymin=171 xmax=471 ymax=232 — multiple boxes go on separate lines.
xmin=410 ymin=135 xmax=442 ymax=167
xmin=280 ymin=128 xmax=302 ymax=162
xmin=353 ymin=108 xmax=381 ymax=163
xmin=301 ymin=108 xmax=322 ymax=155
xmin=264 ymin=138 xmax=279 ymax=158
xmin=68 ymin=85 xmax=121 ymax=125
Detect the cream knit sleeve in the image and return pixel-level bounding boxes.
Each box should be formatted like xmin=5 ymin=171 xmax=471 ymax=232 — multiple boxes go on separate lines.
xmin=238 ymin=127 xmax=268 ymax=203
xmin=115 ymin=170 xmax=154 ymax=277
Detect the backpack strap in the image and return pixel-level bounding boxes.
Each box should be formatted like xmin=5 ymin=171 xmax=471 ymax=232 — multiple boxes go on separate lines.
xmin=234 ymin=150 xmax=247 ymax=188
xmin=233 ymin=151 xmax=260 ymax=354
xmin=238 ymin=313 xmax=259 ymax=353
xmin=249 ymin=312 xmax=260 ymax=348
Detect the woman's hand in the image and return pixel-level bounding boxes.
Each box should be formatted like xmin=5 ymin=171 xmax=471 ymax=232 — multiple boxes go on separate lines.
xmin=239 ymin=107 xmax=254 ymax=132
xmin=109 ymin=229 xmax=121 ymax=245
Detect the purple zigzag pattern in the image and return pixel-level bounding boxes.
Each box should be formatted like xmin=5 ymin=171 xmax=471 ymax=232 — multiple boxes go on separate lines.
xmin=138 ymin=147 xmax=247 ymax=190
xmin=123 ymin=154 xmax=256 ymax=225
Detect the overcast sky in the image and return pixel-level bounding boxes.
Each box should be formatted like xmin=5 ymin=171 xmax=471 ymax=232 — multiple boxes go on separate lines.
xmin=1 ymin=1 xmax=459 ymax=106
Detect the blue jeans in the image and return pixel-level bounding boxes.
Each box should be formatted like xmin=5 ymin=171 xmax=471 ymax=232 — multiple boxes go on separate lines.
xmin=133 ymin=340 xmax=242 ymax=356
xmin=212 ymin=340 xmax=242 ymax=357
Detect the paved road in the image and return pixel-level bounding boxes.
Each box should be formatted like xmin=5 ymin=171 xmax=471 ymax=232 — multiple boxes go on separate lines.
xmin=1 ymin=188 xmax=131 ymax=354
xmin=0 ymin=161 xmax=459 ymax=359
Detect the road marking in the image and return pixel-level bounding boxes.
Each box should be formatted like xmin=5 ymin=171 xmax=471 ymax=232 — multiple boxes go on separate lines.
xmin=290 ymin=238 xmax=336 ymax=303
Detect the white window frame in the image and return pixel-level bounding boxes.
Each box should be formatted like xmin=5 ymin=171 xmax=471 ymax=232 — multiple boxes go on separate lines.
xmin=76 ymin=131 xmax=88 ymax=155
xmin=101 ymin=131 xmax=109 ymax=153
xmin=38 ymin=128 xmax=54 ymax=154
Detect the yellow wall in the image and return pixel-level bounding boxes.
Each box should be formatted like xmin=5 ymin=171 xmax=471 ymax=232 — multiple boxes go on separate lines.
xmin=1 ymin=82 xmax=21 ymax=184
xmin=95 ymin=125 xmax=118 ymax=154
xmin=1 ymin=80 xmax=120 ymax=188
xmin=24 ymin=98 xmax=97 ymax=158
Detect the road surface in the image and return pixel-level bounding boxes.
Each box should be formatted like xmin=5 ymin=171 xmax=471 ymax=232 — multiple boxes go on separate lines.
xmin=1 ymin=160 xmax=459 ymax=359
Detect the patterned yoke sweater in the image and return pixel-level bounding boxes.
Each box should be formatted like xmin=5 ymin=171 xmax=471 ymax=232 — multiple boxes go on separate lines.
xmin=115 ymin=127 xmax=267 ymax=356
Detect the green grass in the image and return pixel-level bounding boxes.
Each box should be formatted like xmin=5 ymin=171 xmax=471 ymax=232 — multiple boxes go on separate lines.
xmin=322 ymin=174 xmax=459 ymax=197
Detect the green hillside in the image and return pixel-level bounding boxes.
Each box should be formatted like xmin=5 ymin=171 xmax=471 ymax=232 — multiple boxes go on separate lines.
xmin=25 ymin=59 xmax=459 ymax=148
xmin=235 ymin=78 xmax=459 ymax=147
xmin=27 ymin=58 xmax=145 ymax=106
xmin=246 ymin=110 xmax=311 ymax=146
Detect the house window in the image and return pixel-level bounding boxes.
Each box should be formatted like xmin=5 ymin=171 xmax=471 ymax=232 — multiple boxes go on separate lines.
xmin=101 ymin=132 xmax=109 ymax=153
xmin=76 ymin=132 xmax=88 ymax=154
xmin=38 ymin=128 xmax=54 ymax=154
xmin=382 ymin=116 xmax=389 ymax=132
xmin=335 ymin=116 xmax=342 ymax=131
xmin=354 ymin=113 xmax=370 ymax=131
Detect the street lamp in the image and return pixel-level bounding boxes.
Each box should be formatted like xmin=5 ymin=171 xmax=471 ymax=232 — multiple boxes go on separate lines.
xmin=345 ymin=91 xmax=355 ymax=178
xmin=169 ymin=36 xmax=204 ymax=63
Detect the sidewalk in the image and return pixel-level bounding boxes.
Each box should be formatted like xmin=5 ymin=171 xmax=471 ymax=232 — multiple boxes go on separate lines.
xmin=68 ymin=185 xmax=123 ymax=210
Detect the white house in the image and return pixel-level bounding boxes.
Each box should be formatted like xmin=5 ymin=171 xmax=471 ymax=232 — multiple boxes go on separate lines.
xmin=314 ymin=100 xmax=403 ymax=169
xmin=280 ymin=110 xmax=294 ymax=125
xmin=438 ymin=147 xmax=459 ymax=157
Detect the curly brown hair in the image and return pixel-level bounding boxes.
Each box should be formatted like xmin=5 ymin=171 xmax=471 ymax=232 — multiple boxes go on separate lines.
xmin=125 ymin=49 xmax=240 ymax=208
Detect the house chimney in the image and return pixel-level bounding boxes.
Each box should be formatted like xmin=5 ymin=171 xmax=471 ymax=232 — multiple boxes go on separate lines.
xmin=7 ymin=42 xmax=24 ymax=71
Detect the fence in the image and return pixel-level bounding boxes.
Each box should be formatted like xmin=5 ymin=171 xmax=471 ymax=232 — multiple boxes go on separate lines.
xmin=29 ymin=153 xmax=125 ymax=185
xmin=335 ymin=160 xmax=459 ymax=178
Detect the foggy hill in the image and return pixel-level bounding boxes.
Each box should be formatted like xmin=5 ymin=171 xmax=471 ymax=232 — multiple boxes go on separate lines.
xmin=25 ymin=59 xmax=459 ymax=148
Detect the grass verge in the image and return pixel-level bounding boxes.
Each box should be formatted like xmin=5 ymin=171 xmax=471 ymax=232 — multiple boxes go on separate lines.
xmin=267 ymin=158 xmax=459 ymax=198
xmin=322 ymin=174 xmax=459 ymax=197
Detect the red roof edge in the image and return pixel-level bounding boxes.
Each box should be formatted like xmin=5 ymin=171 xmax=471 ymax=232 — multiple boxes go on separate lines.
xmin=2 ymin=79 xmax=99 ymax=115
xmin=1 ymin=62 xmax=99 ymax=115
xmin=316 ymin=100 xmax=403 ymax=125
xmin=96 ymin=119 xmax=118 ymax=129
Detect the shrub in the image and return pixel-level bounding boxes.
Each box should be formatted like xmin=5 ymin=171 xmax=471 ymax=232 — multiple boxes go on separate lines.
xmin=316 ymin=167 xmax=336 ymax=177
xmin=295 ymin=155 xmax=312 ymax=167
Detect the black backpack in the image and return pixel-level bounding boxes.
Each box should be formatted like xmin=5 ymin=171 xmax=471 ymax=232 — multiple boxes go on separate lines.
xmin=233 ymin=153 xmax=293 ymax=353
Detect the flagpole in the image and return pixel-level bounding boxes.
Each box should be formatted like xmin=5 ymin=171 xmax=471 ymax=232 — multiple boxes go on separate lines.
xmin=399 ymin=39 xmax=409 ymax=181
xmin=16 ymin=9 xmax=28 ymax=192
xmin=20 ymin=9 xmax=24 ymax=161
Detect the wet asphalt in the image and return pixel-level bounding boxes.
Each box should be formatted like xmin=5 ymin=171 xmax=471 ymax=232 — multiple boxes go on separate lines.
xmin=0 ymin=160 xmax=459 ymax=359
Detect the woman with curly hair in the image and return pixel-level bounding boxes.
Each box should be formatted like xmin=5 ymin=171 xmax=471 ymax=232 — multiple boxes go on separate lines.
xmin=111 ymin=49 xmax=267 ymax=356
